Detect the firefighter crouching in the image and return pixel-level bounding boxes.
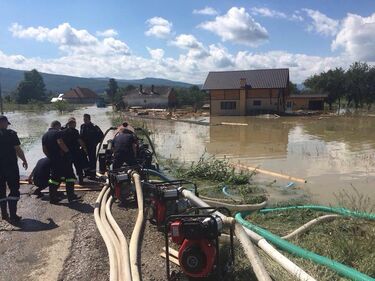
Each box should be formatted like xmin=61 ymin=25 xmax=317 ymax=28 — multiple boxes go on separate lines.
xmin=0 ymin=115 xmax=28 ymax=223
xmin=42 ymin=120 xmax=80 ymax=204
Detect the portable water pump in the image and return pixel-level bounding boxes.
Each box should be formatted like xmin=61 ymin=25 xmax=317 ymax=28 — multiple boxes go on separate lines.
xmin=165 ymin=208 xmax=234 ymax=280
xmin=143 ymin=180 xmax=196 ymax=229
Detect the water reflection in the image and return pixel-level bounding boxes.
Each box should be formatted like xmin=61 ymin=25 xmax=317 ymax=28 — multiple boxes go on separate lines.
xmin=147 ymin=115 xmax=375 ymax=204
xmin=6 ymin=107 xmax=375 ymax=205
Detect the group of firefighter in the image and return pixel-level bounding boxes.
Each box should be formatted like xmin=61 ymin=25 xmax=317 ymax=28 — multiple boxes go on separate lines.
xmin=0 ymin=112 xmax=138 ymax=224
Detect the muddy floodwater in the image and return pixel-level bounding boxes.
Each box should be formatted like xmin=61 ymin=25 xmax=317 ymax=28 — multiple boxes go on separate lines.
xmin=144 ymin=115 xmax=375 ymax=205
xmin=5 ymin=106 xmax=375 ymax=205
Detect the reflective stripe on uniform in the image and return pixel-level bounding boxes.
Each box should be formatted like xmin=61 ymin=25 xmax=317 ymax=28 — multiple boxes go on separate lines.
xmin=49 ymin=179 xmax=60 ymax=185
xmin=7 ymin=196 xmax=20 ymax=201
xmin=65 ymin=178 xmax=75 ymax=183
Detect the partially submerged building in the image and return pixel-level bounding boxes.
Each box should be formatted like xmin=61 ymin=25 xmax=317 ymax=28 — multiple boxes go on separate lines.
xmin=62 ymin=87 xmax=98 ymax=104
xmin=203 ymin=68 xmax=326 ymax=115
xmin=123 ymin=85 xmax=176 ymax=109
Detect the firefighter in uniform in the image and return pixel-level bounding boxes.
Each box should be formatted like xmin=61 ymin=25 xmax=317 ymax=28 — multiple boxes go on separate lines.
xmin=80 ymin=114 xmax=103 ymax=177
xmin=27 ymin=157 xmax=51 ymax=198
xmin=42 ymin=120 xmax=80 ymax=204
xmin=112 ymin=122 xmax=138 ymax=169
xmin=0 ymin=115 xmax=28 ymax=223
xmin=62 ymin=117 xmax=88 ymax=185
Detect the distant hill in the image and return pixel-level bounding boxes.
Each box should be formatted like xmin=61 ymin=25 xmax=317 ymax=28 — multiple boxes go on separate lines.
xmin=0 ymin=67 xmax=194 ymax=96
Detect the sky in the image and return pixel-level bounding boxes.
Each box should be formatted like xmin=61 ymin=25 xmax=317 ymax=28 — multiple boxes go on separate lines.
xmin=0 ymin=0 xmax=375 ymax=84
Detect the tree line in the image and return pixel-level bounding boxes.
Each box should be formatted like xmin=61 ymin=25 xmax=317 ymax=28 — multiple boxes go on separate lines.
xmin=303 ymin=62 xmax=375 ymax=110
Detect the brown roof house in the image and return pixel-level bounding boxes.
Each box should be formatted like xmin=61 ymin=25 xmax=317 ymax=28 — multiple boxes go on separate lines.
xmin=123 ymin=85 xmax=176 ymax=109
xmin=63 ymin=87 xmax=98 ymax=104
xmin=202 ymin=69 xmax=290 ymax=115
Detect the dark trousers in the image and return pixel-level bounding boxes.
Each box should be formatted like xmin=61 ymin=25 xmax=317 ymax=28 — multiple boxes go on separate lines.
xmin=0 ymin=167 xmax=20 ymax=217
xmin=86 ymin=145 xmax=97 ymax=172
xmin=48 ymin=156 xmax=76 ymax=201
xmin=72 ymin=150 xmax=88 ymax=178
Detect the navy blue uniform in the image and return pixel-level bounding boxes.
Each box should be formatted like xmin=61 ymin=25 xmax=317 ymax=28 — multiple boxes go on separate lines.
xmin=62 ymin=127 xmax=88 ymax=178
xmin=80 ymin=123 xmax=103 ymax=173
xmin=42 ymin=128 xmax=76 ymax=203
xmin=0 ymin=128 xmax=21 ymax=218
xmin=112 ymin=132 xmax=137 ymax=169
xmin=32 ymin=157 xmax=51 ymax=189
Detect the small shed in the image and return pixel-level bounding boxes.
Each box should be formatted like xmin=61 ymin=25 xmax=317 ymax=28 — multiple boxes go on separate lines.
xmin=286 ymin=94 xmax=328 ymax=111
xmin=63 ymin=87 xmax=98 ymax=104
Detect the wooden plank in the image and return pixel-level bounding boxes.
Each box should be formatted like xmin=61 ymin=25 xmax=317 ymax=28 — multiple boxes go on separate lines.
xmin=160 ymin=252 xmax=180 ymax=266
xmin=162 ymin=247 xmax=179 ymax=258
xmin=231 ymin=163 xmax=307 ymax=183
xmin=20 ymin=180 xmax=102 ymax=188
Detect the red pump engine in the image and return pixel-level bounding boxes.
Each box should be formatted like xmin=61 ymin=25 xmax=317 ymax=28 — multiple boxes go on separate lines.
xmin=165 ymin=211 xmax=228 ymax=279
xmin=143 ymin=180 xmax=195 ymax=229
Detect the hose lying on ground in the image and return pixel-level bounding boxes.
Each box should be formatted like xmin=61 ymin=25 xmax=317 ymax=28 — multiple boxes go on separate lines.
xmin=201 ymin=197 xmax=268 ymax=211
xmin=129 ymin=172 xmax=145 ymax=281
xmin=180 ymin=188 xmax=317 ymax=281
xmin=94 ymin=185 xmax=119 ymax=281
xmin=282 ymin=214 xmax=340 ymax=240
xmin=236 ymin=211 xmax=375 ymax=281
xmin=260 ymin=205 xmax=375 ymax=221
xmin=105 ymin=193 xmax=133 ymax=281
xmin=145 ymin=169 xmax=316 ymax=281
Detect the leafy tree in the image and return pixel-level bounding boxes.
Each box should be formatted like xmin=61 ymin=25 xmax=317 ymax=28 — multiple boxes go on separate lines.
xmin=289 ymin=81 xmax=300 ymax=95
xmin=345 ymin=62 xmax=370 ymax=108
xmin=106 ymin=78 xmax=118 ymax=103
xmin=304 ymin=68 xmax=346 ymax=110
xmin=13 ymin=69 xmax=46 ymax=103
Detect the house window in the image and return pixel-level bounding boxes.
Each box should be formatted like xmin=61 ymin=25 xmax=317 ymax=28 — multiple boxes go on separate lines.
xmin=286 ymin=101 xmax=292 ymax=108
xmin=253 ymin=100 xmax=261 ymax=106
xmin=221 ymin=101 xmax=236 ymax=110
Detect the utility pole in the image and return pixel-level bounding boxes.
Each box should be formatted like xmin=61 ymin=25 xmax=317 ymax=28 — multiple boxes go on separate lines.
xmin=0 ymin=80 xmax=3 ymax=115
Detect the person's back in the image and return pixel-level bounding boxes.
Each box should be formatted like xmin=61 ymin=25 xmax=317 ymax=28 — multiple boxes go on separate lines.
xmin=63 ymin=127 xmax=80 ymax=153
xmin=32 ymin=157 xmax=51 ymax=189
xmin=42 ymin=128 xmax=63 ymax=160
xmin=112 ymin=131 xmax=137 ymax=168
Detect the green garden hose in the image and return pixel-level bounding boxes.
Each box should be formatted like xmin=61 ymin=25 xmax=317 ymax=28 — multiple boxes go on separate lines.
xmin=236 ymin=210 xmax=375 ymax=281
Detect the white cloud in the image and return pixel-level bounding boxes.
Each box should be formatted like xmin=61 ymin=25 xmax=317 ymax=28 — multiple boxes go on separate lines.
xmin=251 ymin=7 xmax=287 ymax=19
xmin=199 ymin=7 xmax=268 ymax=47
xmin=303 ymin=9 xmax=339 ymax=36
xmin=332 ymin=13 xmax=375 ymax=61
xmin=147 ymin=47 xmax=165 ymax=60
xmin=193 ymin=7 xmax=218 ymax=16
xmin=145 ymin=17 xmax=172 ymax=38
xmin=1 ymin=22 xmax=368 ymax=84
xmin=96 ymin=29 xmax=118 ymax=37
xmin=9 ymin=22 xmax=129 ymax=56
xmin=251 ymin=7 xmax=304 ymax=22
xmin=10 ymin=22 xmax=97 ymax=45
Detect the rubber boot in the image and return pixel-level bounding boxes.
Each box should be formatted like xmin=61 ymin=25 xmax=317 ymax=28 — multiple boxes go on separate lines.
xmin=1 ymin=201 xmax=9 ymax=220
xmin=8 ymin=200 xmax=21 ymax=223
xmin=66 ymin=185 xmax=81 ymax=203
xmin=49 ymin=185 xmax=61 ymax=204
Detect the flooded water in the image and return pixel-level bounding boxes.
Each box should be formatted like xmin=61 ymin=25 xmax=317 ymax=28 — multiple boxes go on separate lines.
xmin=4 ymin=106 xmax=113 ymax=176
xmin=143 ymin=115 xmax=375 ymax=205
xmin=5 ymin=106 xmax=375 ymax=205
